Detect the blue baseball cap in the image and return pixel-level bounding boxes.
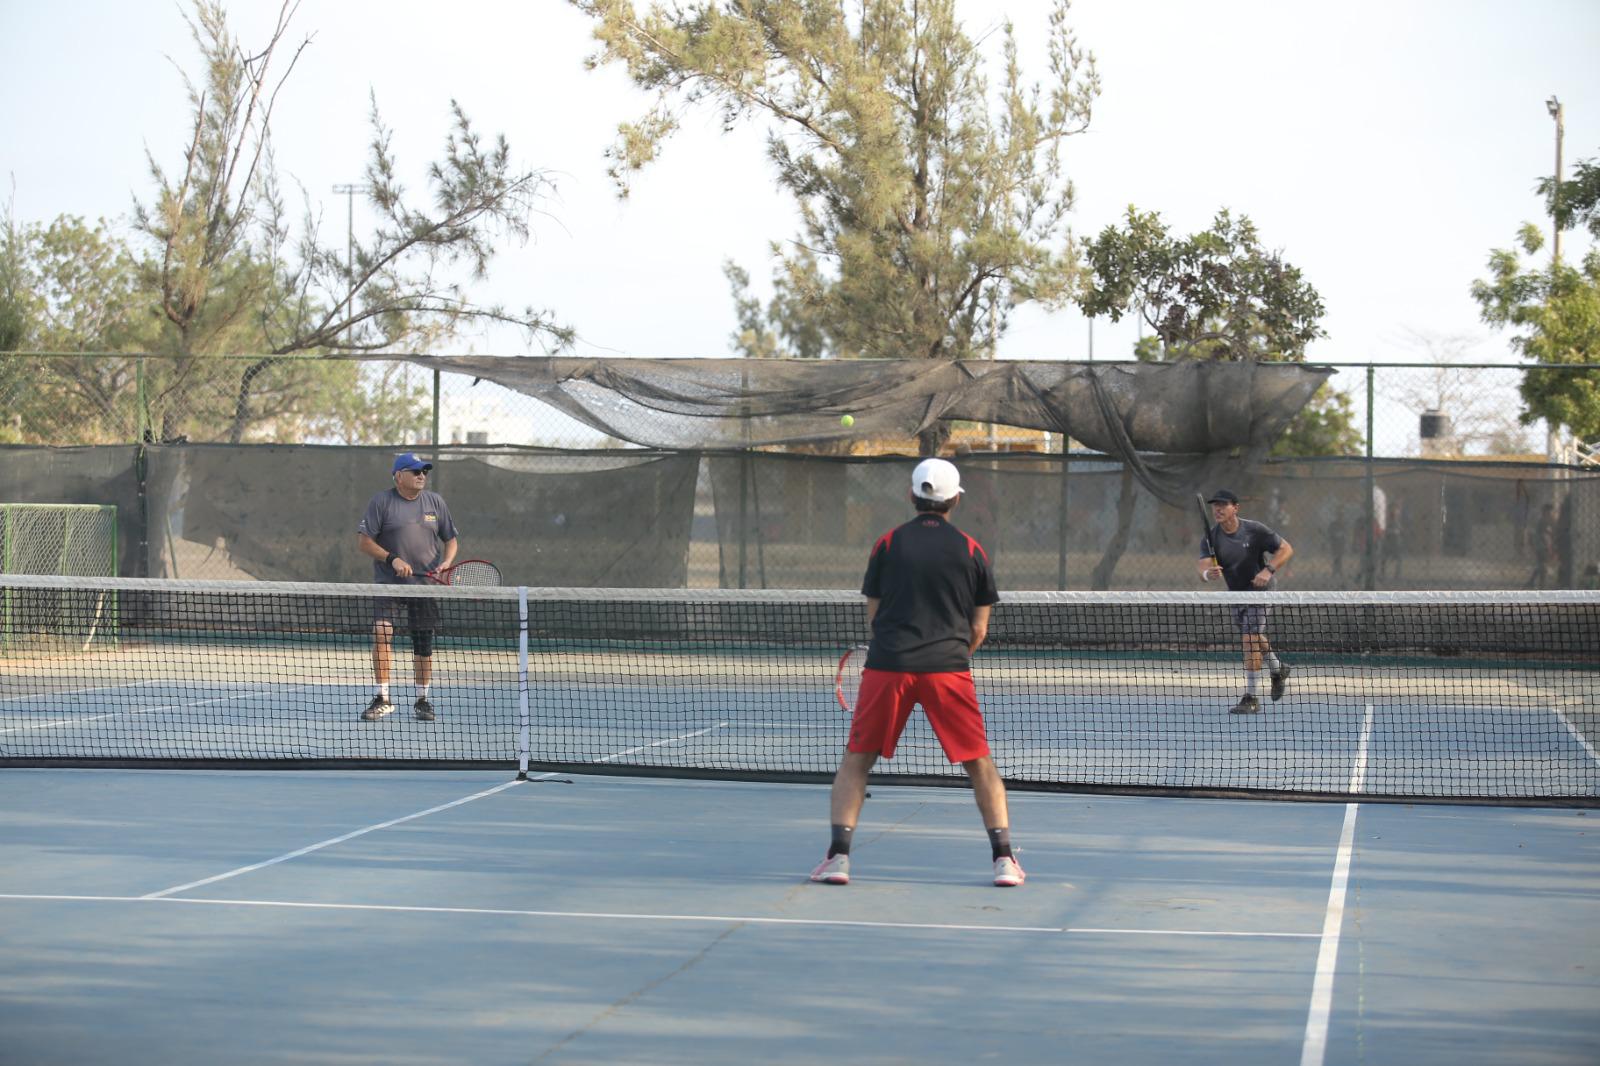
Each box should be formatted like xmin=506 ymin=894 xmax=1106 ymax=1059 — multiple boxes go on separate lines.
xmin=392 ymin=452 xmax=433 ymax=473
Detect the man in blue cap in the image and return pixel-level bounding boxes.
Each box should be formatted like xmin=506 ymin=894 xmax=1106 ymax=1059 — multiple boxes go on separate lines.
xmin=1197 ymin=489 xmax=1294 ymax=714
xmin=356 ymin=453 xmax=459 ymax=721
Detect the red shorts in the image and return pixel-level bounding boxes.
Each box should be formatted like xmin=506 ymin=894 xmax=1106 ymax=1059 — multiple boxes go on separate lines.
xmin=849 ymin=669 xmax=991 ymax=763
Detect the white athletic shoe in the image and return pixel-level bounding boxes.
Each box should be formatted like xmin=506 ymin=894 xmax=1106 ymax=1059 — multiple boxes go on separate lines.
xmin=361 ymin=695 xmax=394 ymax=721
xmin=810 ymin=853 xmax=850 ymax=885
xmin=993 ymin=855 xmax=1026 ymax=887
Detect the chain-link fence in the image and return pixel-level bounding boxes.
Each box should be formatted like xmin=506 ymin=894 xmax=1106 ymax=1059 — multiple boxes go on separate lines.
xmin=2 ymin=442 xmax=1595 ymax=591
xmin=2 ymin=354 xmax=1596 ymax=589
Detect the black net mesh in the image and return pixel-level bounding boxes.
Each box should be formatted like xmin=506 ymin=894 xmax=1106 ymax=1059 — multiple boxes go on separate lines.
xmin=2 ymin=576 xmax=1596 ymax=801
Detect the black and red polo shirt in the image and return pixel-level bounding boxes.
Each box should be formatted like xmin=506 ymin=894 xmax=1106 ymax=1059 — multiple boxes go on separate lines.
xmin=860 ymin=512 xmax=999 ymax=673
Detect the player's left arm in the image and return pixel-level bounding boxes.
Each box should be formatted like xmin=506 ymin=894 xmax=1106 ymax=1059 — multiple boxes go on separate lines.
xmin=438 ymin=536 xmax=458 ymax=571
xmin=1254 ymin=535 xmax=1294 ymax=587
xmin=969 ymin=605 xmax=992 ymax=655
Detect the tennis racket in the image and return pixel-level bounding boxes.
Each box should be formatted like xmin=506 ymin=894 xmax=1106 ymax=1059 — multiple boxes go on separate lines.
xmin=425 ymin=559 xmax=502 ymax=587
xmin=834 ymin=644 xmax=869 ymax=713
xmin=1195 ymin=493 xmax=1220 ymax=580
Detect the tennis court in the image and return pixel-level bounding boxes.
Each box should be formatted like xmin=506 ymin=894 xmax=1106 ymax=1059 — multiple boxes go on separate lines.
xmin=2 ymin=576 xmax=1597 ymax=1062
xmin=2 ymin=768 xmax=1597 ymax=1065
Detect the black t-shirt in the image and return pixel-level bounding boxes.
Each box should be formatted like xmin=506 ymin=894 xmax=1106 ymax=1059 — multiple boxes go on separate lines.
xmin=1201 ymin=518 xmax=1283 ymax=591
xmin=861 ymin=513 xmax=1000 ymax=673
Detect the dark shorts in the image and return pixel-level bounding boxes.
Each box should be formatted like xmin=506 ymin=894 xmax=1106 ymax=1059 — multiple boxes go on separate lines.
xmin=849 ymin=669 xmax=990 ymax=763
xmin=373 ymin=597 xmax=440 ymax=656
xmin=1231 ymin=604 xmax=1270 ymax=636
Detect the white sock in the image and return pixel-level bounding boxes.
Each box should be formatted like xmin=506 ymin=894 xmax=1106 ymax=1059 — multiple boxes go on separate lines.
xmin=417 ymin=683 xmax=430 ymax=699
xmin=1246 ymin=671 xmax=1260 ymax=696
xmin=376 ymin=683 xmax=389 ymax=700
xmin=1265 ymin=652 xmax=1281 ymax=672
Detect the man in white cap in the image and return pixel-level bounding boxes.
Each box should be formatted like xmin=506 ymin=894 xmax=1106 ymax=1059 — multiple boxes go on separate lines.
xmin=810 ymin=457 xmax=1023 ymax=888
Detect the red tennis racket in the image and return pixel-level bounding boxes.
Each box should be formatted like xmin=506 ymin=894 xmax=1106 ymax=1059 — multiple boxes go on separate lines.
xmin=834 ymin=644 xmax=869 ymax=713
xmin=425 ymin=559 xmax=502 ymax=587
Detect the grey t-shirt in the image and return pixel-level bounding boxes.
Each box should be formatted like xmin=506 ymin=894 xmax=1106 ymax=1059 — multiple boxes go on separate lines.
xmin=358 ymin=488 xmax=459 ymax=584
xmin=1200 ymin=518 xmax=1283 ymax=591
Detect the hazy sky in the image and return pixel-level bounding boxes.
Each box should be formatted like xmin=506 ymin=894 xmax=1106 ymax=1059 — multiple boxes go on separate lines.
xmin=3 ymin=0 xmax=1598 ymax=448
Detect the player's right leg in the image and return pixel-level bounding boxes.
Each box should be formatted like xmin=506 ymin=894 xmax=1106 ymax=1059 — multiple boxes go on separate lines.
xmin=364 ymin=608 xmax=398 ymax=721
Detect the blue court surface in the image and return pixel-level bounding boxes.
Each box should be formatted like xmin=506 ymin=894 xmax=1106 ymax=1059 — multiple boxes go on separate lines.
xmin=1 ymin=768 xmax=1596 ymax=1065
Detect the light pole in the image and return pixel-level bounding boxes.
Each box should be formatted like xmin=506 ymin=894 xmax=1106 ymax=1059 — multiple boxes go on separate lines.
xmin=1546 ymin=96 xmax=1563 ymax=266
xmin=332 ymin=183 xmax=365 ymax=344
xmin=1543 ymin=99 xmax=1565 ymax=462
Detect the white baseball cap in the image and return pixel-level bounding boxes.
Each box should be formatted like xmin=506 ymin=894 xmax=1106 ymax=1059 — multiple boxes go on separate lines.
xmin=911 ymin=458 xmax=962 ymax=502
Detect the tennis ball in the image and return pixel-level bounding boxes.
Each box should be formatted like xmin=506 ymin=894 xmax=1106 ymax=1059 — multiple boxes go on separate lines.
xmin=840 ymin=414 xmax=855 ymax=427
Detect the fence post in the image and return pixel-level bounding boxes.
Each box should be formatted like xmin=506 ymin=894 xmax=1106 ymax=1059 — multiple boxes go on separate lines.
xmin=431 ymin=368 xmax=441 ymax=458
xmin=1057 ymin=448 xmax=1070 ymax=590
xmin=1365 ymin=363 xmax=1376 ymax=590
xmin=135 ymin=357 xmax=148 ymax=443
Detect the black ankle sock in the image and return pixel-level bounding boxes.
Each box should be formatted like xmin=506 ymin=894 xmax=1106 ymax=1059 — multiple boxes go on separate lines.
xmin=987 ymin=827 xmax=1012 ymax=860
xmin=828 ymin=824 xmax=854 ymax=858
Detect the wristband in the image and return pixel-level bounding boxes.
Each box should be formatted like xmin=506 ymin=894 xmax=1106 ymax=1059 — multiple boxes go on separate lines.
xmin=385 ymin=552 xmax=398 ymax=568
xmin=1264 ymin=564 xmax=1276 ymax=574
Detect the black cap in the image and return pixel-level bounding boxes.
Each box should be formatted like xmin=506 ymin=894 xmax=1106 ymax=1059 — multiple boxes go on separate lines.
xmin=1206 ymin=489 xmax=1239 ymax=505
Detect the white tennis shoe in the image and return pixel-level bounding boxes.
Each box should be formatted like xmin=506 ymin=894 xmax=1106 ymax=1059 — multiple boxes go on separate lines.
xmin=810 ymin=853 xmax=850 ymax=885
xmin=993 ymin=855 xmax=1025 ymax=887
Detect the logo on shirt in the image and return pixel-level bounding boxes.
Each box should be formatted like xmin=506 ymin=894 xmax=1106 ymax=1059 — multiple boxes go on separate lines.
xmin=423 ymin=512 xmax=437 ymax=524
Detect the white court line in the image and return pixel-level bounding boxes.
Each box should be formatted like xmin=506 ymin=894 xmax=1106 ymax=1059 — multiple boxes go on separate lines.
xmin=0 ymin=679 xmax=161 ymax=705
xmin=141 ymin=723 xmax=728 ymax=898
xmin=0 ymin=691 xmax=260 ymax=734
xmin=593 ymin=723 xmax=728 ymax=763
xmin=1552 ymin=707 xmax=1600 ymax=765
xmin=0 ymin=893 xmax=1318 ymax=938
xmin=141 ymin=778 xmax=536 ymax=898
xmin=1300 ymin=702 xmax=1373 ymax=1066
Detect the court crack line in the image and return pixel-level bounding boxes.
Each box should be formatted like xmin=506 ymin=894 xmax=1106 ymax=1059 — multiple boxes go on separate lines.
xmin=529 ymin=922 xmax=745 ymax=1064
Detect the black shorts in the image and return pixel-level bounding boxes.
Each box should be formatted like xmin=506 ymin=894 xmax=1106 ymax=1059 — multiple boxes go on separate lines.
xmin=373 ymin=597 xmax=440 ymax=656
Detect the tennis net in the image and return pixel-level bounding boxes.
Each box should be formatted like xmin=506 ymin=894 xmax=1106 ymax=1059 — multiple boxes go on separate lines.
xmin=1 ymin=575 xmax=1595 ymax=802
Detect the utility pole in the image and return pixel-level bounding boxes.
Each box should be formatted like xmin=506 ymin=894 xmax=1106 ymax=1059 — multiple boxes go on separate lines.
xmin=1546 ymin=96 xmax=1564 ymax=266
xmin=1542 ymin=99 xmax=1564 ymax=461
xmin=332 ymin=183 xmax=365 ymax=344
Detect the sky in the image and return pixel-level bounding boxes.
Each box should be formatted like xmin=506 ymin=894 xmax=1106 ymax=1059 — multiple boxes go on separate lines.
xmin=3 ymin=0 xmax=1598 ymax=452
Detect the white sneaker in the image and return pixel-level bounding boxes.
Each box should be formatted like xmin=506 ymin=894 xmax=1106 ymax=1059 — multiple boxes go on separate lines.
xmin=993 ymin=855 xmax=1025 ymax=887
xmin=361 ymin=695 xmax=394 ymax=721
xmin=810 ymin=853 xmax=850 ymax=885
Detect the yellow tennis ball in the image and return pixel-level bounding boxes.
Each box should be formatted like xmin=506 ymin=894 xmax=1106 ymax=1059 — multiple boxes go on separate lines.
xmin=840 ymin=414 xmax=855 ymax=427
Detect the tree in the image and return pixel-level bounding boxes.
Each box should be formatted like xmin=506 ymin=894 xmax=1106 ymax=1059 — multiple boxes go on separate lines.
xmin=1079 ymin=207 xmax=1325 ymax=361
xmin=1539 ymin=158 xmax=1600 ymax=242
xmin=43 ymin=0 xmax=568 ymax=444
xmin=1081 ymin=205 xmax=1348 ymax=454
xmin=1269 ymin=384 xmax=1361 ymax=458
xmin=1471 ymin=150 xmax=1600 ymax=443
xmin=572 ymin=0 xmax=1100 ymax=452
xmin=0 ymin=190 xmax=35 ymax=442
xmin=1076 ymin=206 xmax=1338 ymax=586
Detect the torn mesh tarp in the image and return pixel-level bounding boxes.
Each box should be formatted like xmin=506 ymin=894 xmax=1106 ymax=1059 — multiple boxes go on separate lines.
xmin=392 ymin=356 xmax=1332 ymax=505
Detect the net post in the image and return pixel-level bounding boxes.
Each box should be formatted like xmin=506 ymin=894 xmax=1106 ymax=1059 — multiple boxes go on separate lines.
xmin=515 ymin=585 xmax=530 ymax=780
xmin=1364 ymin=363 xmax=1377 ymax=591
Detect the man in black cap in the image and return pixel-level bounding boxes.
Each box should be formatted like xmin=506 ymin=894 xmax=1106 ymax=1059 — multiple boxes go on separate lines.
xmin=356 ymin=452 xmax=459 ymax=722
xmin=1197 ymin=489 xmax=1294 ymax=714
